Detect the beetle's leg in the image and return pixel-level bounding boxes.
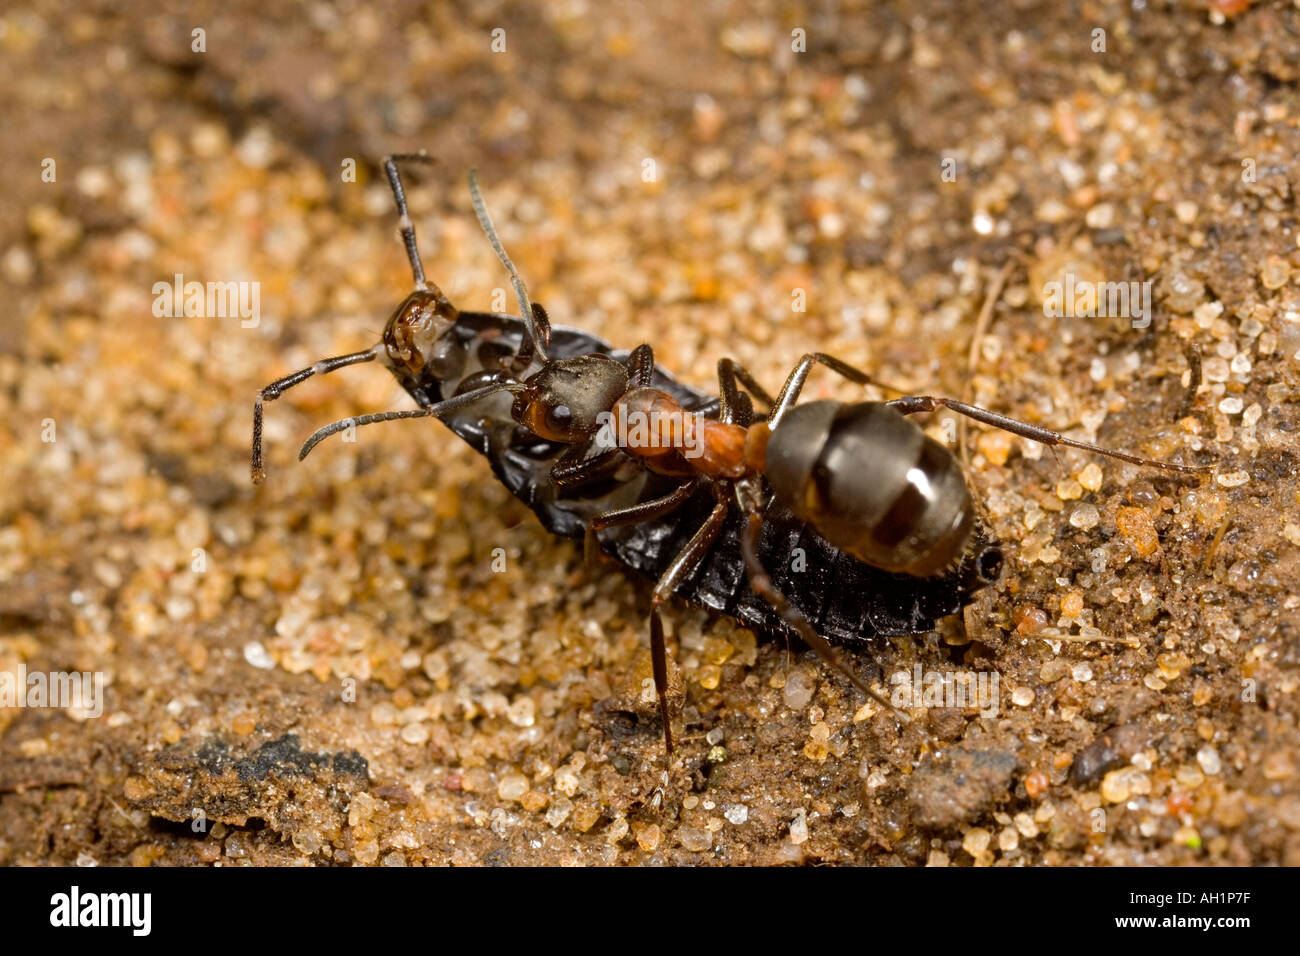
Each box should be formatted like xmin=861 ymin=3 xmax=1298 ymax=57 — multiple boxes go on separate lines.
xmin=583 ymin=477 xmax=701 ymax=568
xmin=451 ymin=367 xmax=518 ymax=397
xmin=645 ymin=479 xmax=730 ymax=758
xmin=769 ymin=353 xmax=908 ymax=427
xmin=252 ymin=347 xmax=380 ymax=483
xmin=886 ymin=395 xmax=1210 ymax=475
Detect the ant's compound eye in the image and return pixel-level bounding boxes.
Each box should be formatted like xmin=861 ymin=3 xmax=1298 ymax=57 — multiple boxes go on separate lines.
xmin=513 ymin=390 xmax=573 ymax=441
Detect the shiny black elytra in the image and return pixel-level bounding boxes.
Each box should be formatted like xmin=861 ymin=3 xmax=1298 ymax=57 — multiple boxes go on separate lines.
xmin=251 ymin=154 xmax=1209 ymax=760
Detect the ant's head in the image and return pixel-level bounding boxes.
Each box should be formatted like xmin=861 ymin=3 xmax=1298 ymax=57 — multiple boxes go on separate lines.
xmin=511 ymin=354 xmax=629 ymax=442
xmin=379 ymin=285 xmax=463 ymax=384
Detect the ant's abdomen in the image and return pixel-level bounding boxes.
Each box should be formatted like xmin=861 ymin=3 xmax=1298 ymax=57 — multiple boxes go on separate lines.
xmin=765 ymin=401 xmax=974 ymax=577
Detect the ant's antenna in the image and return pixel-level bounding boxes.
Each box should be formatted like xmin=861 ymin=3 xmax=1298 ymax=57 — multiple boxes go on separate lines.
xmin=467 ymin=169 xmax=550 ymax=363
xmin=383 ymin=153 xmax=434 ymax=290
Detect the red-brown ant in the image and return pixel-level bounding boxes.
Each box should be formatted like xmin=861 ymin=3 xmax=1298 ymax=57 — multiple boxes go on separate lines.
xmin=252 ymin=154 xmax=1211 ymax=763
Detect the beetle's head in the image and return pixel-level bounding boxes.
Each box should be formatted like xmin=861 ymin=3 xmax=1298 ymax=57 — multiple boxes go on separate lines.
xmin=380 ymin=285 xmax=464 ymax=385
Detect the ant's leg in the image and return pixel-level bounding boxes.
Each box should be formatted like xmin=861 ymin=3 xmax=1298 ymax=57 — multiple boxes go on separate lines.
xmin=628 ymin=344 xmax=656 ymax=388
xmin=252 ymin=348 xmax=379 ymax=483
xmin=728 ymin=390 xmax=755 ymax=428
xmin=584 ymin=477 xmax=701 ymax=567
xmin=382 ymin=153 xmax=434 ymax=290
xmin=770 ymin=353 xmax=907 ymax=426
xmin=505 ymin=304 xmax=553 ymax=376
xmin=647 ymin=480 xmax=731 ymax=756
xmin=717 ymin=359 xmax=769 ymax=426
xmin=550 ymin=444 xmax=626 ymax=493
xmin=690 ymin=397 xmax=723 ymax=419
xmin=1175 ymin=343 xmax=1202 ymax=422
xmin=718 ymin=358 xmax=777 ymax=411
xmin=737 ymin=490 xmax=924 ymax=734
xmin=887 ymin=395 xmax=1209 ymax=475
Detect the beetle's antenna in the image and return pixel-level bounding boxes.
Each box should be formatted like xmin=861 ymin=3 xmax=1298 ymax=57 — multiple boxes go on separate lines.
xmin=252 ymin=347 xmax=381 ymax=483
xmin=297 ymin=381 xmax=524 ymax=462
xmin=468 ymin=168 xmax=550 ymax=363
xmin=383 ymin=153 xmax=434 ymax=291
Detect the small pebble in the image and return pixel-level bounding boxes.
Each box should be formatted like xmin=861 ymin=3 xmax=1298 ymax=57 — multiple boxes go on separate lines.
xmin=1025 ymin=771 xmax=1050 ymax=799
xmin=1101 ymin=767 xmax=1150 ymax=804
xmin=678 ymin=827 xmax=712 ymax=852
xmin=243 ymin=641 xmax=275 ymax=670
xmin=637 ymin=824 xmax=662 ymax=852
xmin=962 ymin=827 xmax=991 ymax=855
xmin=1263 ymin=752 xmax=1295 ymax=781
xmin=605 ymin=817 xmax=629 ymax=845
xmin=1040 ymin=660 xmax=1071 ymax=682
xmin=1078 ymin=463 xmax=1103 ymax=491
xmin=498 ymin=773 xmax=529 ymax=802
xmin=789 ymin=808 xmax=809 ymax=845
xmin=507 ymin=696 xmax=536 ymax=728
xmin=1116 ymin=507 xmax=1159 ymax=556
xmin=1056 ymin=478 xmax=1083 ymax=500
xmin=546 ymin=797 xmax=574 ymax=828
xmin=783 ymin=668 xmax=817 ymax=710
xmin=1015 ymin=605 xmax=1049 ymax=635
xmin=1197 ymin=746 xmax=1222 ymax=776
xmin=400 ymin=723 xmax=429 ymax=746
xmin=1069 ymin=503 xmax=1100 ymax=530
xmin=293 ymin=831 xmax=322 ymax=856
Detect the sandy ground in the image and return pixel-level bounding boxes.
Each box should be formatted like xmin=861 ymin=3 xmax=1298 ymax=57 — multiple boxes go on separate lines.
xmin=2 ymin=0 xmax=1299 ymax=865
